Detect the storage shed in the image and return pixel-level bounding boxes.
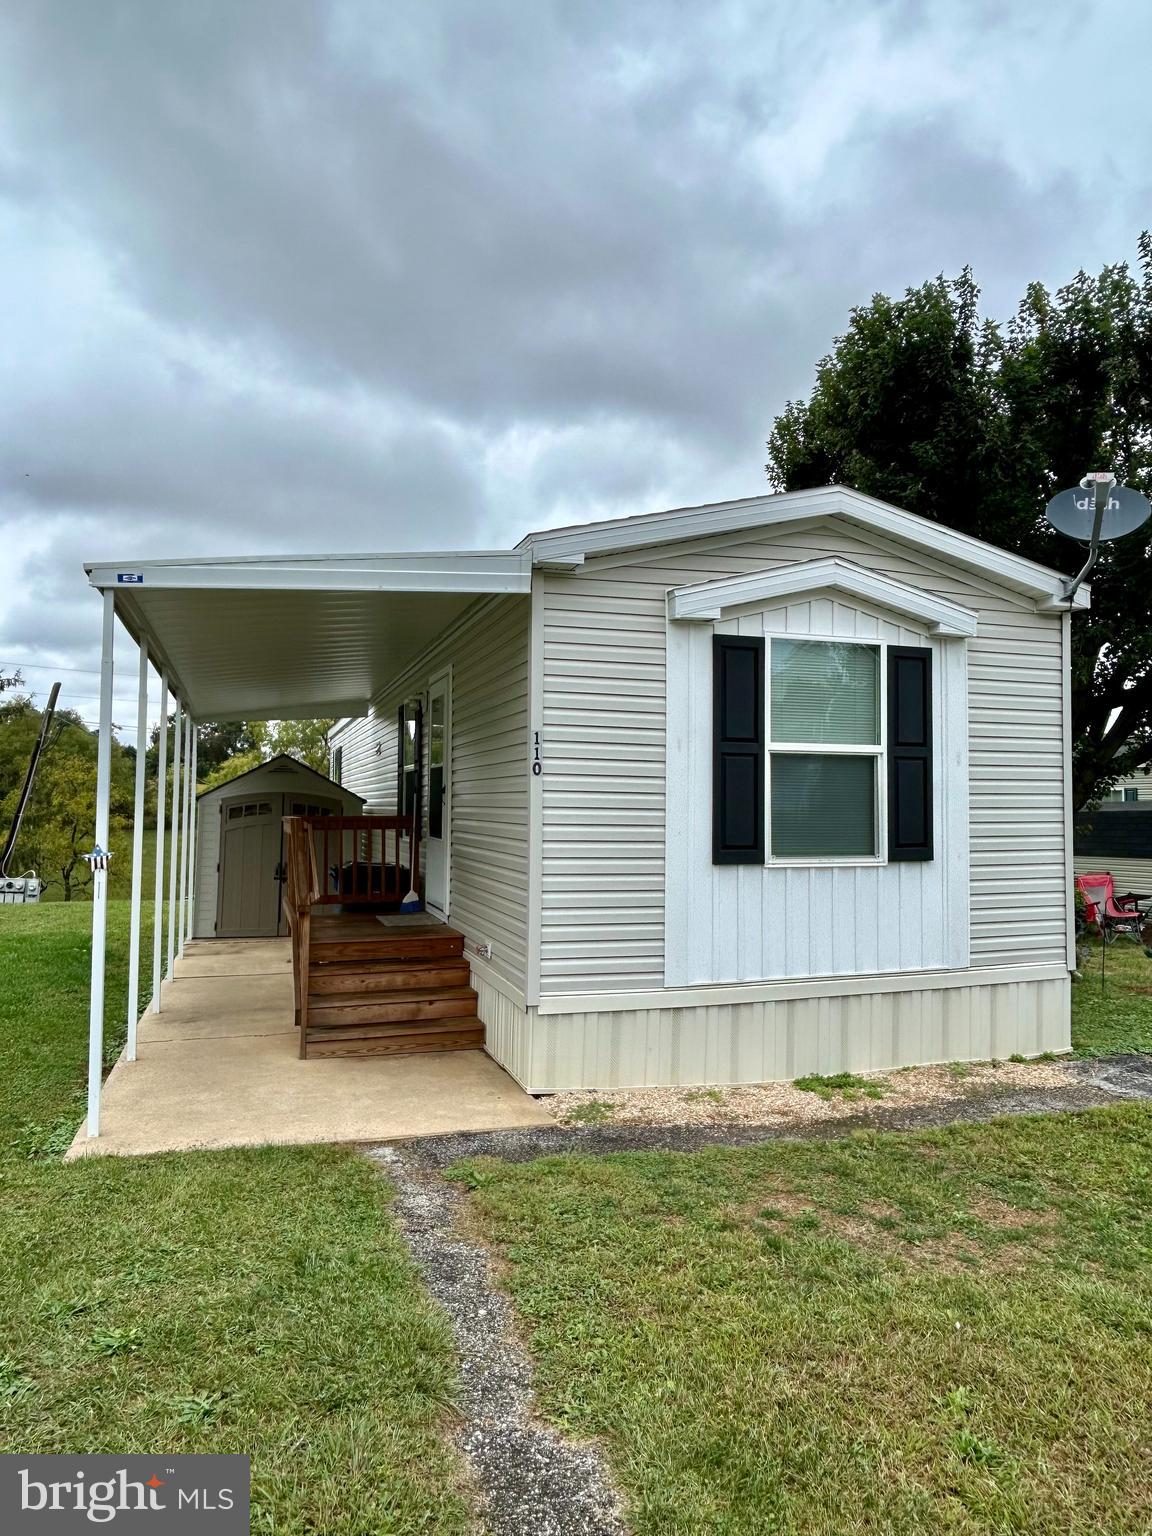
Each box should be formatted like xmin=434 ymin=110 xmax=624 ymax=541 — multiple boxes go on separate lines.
xmin=193 ymin=755 xmax=364 ymax=939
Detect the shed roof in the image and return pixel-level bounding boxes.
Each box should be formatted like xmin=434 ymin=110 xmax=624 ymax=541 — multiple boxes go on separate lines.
xmin=196 ymin=753 xmax=365 ymax=803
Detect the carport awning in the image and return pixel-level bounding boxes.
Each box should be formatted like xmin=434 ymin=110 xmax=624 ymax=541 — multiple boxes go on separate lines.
xmin=84 ymin=551 xmax=532 ymax=720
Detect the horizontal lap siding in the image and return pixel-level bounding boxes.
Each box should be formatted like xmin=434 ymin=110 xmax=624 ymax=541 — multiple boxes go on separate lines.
xmin=333 ymin=596 xmax=530 ymax=996
xmin=968 ymin=614 xmax=1067 ymax=965
xmin=1073 ymin=855 xmax=1152 ymax=891
xmin=445 ymin=600 xmax=531 ymax=994
xmin=542 ymin=582 xmax=667 ymax=991
xmin=329 ymin=711 xmax=396 ymax=812
xmin=539 ymin=518 xmax=1069 ymax=994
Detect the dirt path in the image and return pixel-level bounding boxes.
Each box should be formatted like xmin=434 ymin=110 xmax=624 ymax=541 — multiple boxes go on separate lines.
xmin=367 ymin=1145 xmax=626 ymax=1536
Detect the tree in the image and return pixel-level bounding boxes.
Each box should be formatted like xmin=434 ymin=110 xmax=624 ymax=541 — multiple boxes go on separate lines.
xmin=146 ymin=717 xmax=261 ymax=778
xmin=767 ymin=240 xmax=1152 ymax=809
xmin=0 ymin=698 xmax=134 ymax=898
xmin=265 ymin=718 xmax=334 ymax=773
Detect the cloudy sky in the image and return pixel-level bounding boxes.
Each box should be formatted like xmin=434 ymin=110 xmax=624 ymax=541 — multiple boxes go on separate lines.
xmin=1 ymin=0 xmax=1149 ymax=738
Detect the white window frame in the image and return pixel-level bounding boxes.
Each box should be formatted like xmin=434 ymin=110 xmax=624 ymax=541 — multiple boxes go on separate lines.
xmin=766 ymin=633 xmax=888 ymax=867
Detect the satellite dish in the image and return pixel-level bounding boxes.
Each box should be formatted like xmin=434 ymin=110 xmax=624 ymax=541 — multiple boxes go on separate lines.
xmin=1045 ymin=483 xmax=1151 ymax=542
xmin=1046 ymin=471 xmax=1151 ymax=603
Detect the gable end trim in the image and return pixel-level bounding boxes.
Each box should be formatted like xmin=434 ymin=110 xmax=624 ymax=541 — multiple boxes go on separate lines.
xmin=667 ymin=558 xmax=980 ymax=636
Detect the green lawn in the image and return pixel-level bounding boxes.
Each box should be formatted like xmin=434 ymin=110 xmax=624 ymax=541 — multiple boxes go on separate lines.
xmin=455 ymin=1110 xmax=1152 ymax=1534
xmin=1071 ymin=937 xmax=1152 ymax=1056
xmin=3 ymin=898 xmax=1152 ymax=1533
xmin=0 ymin=902 xmax=470 ymax=1534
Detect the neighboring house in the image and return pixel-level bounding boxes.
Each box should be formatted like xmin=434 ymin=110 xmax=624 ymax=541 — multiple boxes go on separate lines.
xmin=83 ymin=485 xmax=1087 ymax=1109
xmin=1074 ymin=765 xmax=1152 ymax=894
xmin=1102 ymin=770 xmax=1152 ymax=803
xmin=193 ymin=755 xmax=364 ymax=939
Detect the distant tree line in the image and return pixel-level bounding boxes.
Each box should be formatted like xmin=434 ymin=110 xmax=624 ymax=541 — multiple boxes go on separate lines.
xmin=0 ymin=683 xmax=332 ymax=900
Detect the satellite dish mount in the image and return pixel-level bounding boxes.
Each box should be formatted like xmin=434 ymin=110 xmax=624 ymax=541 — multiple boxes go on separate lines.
xmin=1064 ymin=471 xmax=1115 ymax=604
xmin=1045 ymin=471 xmax=1151 ymax=605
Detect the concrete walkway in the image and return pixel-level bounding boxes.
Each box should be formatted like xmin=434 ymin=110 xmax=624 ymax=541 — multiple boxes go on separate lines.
xmin=67 ymin=938 xmax=552 ymax=1159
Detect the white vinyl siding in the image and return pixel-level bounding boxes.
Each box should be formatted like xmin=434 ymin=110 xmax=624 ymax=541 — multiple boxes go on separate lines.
xmin=333 ymin=595 xmax=531 ymax=998
xmin=665 ymin=598 xmax=969 ymax=985
xmin=539 ymin=518 xmax=1069 ymax=996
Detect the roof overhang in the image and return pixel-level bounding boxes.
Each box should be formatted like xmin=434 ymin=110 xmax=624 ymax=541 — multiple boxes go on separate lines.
xmin=84 ymin=552 xmax=531 ymax=721
xmin=520 ymin=485 xmax=1091 ymax=612
xmin=667 ymin=558 xmax=980 ymax=636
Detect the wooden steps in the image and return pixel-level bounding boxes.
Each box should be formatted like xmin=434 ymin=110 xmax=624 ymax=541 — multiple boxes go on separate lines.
xmin=300 ymin=919 xmax=483 ymax=1059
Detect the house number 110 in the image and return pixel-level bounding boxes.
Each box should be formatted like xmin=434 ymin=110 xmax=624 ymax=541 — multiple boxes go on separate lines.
xmin=532 ymin=731 xmax=542 ymax=776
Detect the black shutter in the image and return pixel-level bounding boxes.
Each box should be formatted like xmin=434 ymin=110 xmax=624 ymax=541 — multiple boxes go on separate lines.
xmin=712 ymin=635 xmax=765 ymax=864
xmin=887 ymin=646 xmax=933 ymax=861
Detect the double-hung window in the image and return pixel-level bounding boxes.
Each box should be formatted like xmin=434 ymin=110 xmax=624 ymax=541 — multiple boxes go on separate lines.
xmin=769 ymin=639 xmax=882 ymax=860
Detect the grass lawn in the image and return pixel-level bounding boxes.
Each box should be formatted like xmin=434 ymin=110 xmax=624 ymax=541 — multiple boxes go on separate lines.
xmin=456 ymin=1110 xmax=1152 ymax=1534
xmin=0 ymin=902 xmax=470 ymax=1534
xmin=1071 ymin=937 xmax=1152 ymax=1056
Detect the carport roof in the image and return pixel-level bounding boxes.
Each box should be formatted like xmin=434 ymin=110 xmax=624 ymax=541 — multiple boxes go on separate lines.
xmin=84 ymin=551 xmax=531 ymax=720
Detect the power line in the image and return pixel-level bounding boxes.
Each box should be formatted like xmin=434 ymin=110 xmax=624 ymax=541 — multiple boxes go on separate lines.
xmin=1 ymin=661 xmax=105 ymax=676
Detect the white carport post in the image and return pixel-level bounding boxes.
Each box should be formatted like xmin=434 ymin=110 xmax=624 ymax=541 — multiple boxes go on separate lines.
xmin=85 ymin=590 xmax=116 ymax=1139
xmin=184 ymin=727 xmax=198 ymax=945
xmin=166 ymin=701 xmax=183 ymax=978
xmin=125 ymin=639 xmax=150 ymax=1060
xmin=177 ymin=715 xmax=192 ymax=957
xmin=151 ymin=673 xmax=169 ymax=1012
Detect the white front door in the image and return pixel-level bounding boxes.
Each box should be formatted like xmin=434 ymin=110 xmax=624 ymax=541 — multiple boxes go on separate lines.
xmin=424 ymin=674 xmax=451 ymax=917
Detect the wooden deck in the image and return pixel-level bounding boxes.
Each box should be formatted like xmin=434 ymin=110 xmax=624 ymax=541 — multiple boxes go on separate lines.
xmin=298 ymin=913 xmax=484 ymax=1059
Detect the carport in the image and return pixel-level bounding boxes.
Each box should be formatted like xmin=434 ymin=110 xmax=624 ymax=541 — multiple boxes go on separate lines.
xmin=80 ymin=549 xmax=532 ymax=1141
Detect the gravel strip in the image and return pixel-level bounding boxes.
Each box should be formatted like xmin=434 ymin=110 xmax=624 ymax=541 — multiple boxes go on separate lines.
xmin=546 ymin=1058 xmax=1080 ymax=1129
xmin=367 ymin=1144 xmax=627 ymax=1536
xmin=394 ymin=1056 xmax=1152 ymax=1171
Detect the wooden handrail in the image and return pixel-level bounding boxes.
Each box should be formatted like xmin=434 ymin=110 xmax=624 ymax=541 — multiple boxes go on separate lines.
xmin=282 ymin=813 xmax=422 ymax=1055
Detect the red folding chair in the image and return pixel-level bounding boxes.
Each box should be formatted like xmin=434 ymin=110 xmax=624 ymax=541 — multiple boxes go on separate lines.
xmin=1075 ymin=872 xmax=1150 ymax=945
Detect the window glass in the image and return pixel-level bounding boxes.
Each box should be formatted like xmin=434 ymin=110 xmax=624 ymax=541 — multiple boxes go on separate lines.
xmin=768 ymin=639 xmax=882 ymax=859
xmin=771 ymin=755 xmax=877 ymax=857
xmin=771 ymin=640 xmax=879 ymax=745
xmin=428 ymin=691 xmax=445 ymax=839
xmin=400 ymin=701 xmax=420 ymax=820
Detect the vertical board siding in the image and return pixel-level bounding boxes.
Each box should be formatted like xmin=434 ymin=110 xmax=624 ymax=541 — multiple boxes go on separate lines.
xmin=540 ymin=519 xmax=1068 ymax=995
xmin=527 ymin=975 xmax=1070 ymax=1091
xmin=665 ymin=596 xmax=969 ymax=984
xmin=332 ymin=595 xmax=531 ymax=997
xmin=474 ymin=973 xmax=533 ymax=1085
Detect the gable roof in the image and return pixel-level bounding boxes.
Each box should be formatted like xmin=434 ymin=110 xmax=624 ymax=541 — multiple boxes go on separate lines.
xmin=197 ymin=753 xmax=365 ymax=803
xmin=518 ymin=485 xmax=1090 ymax=611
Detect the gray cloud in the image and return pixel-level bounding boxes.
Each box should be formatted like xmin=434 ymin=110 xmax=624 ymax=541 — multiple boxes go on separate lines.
xmin=0 ymin=0 xmax=1149 ymax=671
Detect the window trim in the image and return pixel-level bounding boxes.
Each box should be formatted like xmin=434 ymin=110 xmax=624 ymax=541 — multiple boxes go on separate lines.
xmin=766 ymin=633 xmax=888 ymax=867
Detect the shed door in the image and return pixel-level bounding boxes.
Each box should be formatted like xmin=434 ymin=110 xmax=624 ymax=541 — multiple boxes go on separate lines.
xmin=217 ymin=798 xmax=283 ymax=938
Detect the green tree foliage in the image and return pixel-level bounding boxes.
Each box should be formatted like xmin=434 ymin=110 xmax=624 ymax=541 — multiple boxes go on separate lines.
xmin=146 ymin=717 xmax=262 ymax=778
xmin=265 ymin=718 xmax=334 ymax=773
xmin=195 ymin=718 xmax=335 ymax=793
xmin=0 ymin=697 xmax=135 ymax=899
xmin=767 ymin=240 xmax=1152 ymax=809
